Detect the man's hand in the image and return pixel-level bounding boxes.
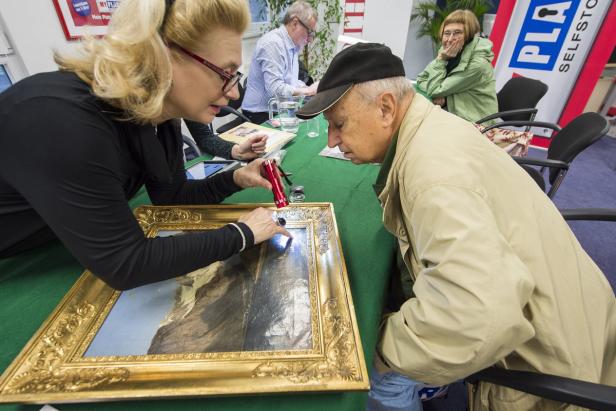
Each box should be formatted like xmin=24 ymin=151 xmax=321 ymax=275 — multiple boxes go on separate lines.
xmin=305 ymin=81 xmax=319 ymax=96
xmin=238 ymin=207 xmax=292 ymax=244
xmin=438 ymin=38 xmax=463 ymax=60
xmin=296 ymin=81 xmax=319 ymax=97
xmin=232 ymin=158 xmax=271 ymax=189
xmin=232 ymin=134 xmax=268 ymax=160
xmin=432 ymin=97 xmax=446 ymax=107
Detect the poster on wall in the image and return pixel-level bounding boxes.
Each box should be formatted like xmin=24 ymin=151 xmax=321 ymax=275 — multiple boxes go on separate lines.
xmin=490 ymin=0 xmax=613 ymax=140
xmin=52 ymin=0 xmax=121 ymax=40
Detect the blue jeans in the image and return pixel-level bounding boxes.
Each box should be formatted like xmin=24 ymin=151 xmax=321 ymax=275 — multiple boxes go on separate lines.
xmin=366 ymin=368 xmax=425 ymax=411
xmin=367 ymin=368 xmax=449 ymax=411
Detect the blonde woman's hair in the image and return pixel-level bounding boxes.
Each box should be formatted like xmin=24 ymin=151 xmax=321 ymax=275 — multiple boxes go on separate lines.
xmin=440 ymin=9 xmax=481 ymax=43
xmin=54 ymin=0 xmax=249 ymax=123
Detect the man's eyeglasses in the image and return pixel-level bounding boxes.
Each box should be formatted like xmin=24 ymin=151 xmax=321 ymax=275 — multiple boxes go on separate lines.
xmin=170 ymin=42 xmax=243 ymax=94
xmin=442 ymin=30 xmax=464 ymax=39
xmin=295 ymin=17 xmax=315 ymax=38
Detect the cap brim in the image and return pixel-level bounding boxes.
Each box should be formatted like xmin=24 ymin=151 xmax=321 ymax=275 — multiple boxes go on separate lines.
xmin=297 ymin=84 xmax=353 ymax=119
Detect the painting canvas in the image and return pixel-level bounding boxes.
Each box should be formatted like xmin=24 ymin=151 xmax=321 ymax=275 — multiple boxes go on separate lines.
xmin=85 ymin=227 xmax=313 ymax=356
xmin=0 ymin=203 xmax=368 ymax=404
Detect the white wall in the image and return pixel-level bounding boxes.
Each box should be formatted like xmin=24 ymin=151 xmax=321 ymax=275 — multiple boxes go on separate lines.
xmin=355 ymin=0 xmax=413 ymax=59
xmin=403 ymin=0 xmax=437 ymax=80
xmin=0 ymin=0 xmax=77 ymax=77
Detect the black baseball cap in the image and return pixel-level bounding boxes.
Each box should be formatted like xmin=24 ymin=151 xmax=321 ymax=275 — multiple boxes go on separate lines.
xmin=297 ymin=42 xmax=405 ymax=119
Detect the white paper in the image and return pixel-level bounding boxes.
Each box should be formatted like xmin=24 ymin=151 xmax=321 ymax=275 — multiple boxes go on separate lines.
xmin=319 ymin=146 xmax=350 ymax=161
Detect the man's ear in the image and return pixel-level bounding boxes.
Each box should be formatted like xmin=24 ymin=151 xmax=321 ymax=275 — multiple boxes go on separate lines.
xmin=377 ymin=92 xmax=397 ymax=128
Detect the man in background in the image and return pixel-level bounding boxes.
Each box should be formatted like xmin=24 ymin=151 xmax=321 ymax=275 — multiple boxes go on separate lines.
xmin=241 ymin=1 xmax=318 ymax=124
xmin=297 ymin=42 xmax=615 ymax=410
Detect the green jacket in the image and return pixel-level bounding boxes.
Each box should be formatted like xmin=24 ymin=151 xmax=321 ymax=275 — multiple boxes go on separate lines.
xmin=416 ymin=36 xmax=498 ymax=123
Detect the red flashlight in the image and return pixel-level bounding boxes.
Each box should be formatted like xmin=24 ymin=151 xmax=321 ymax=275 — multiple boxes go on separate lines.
xmin=261 ymin=159 xmax=289 ymax=208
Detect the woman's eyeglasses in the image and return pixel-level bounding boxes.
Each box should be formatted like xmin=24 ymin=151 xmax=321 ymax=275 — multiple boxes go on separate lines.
xmin=442 ymin=30 xmax=464 ymax=39
xmin=295 ymin=17 xmax=315 ymax=39
xmin=170 ymin=42 xmax=243 ymax=94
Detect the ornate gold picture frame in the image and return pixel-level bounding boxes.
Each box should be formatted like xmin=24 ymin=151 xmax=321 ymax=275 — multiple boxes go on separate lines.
xmin=0 ymin=203 xmax=368 ymax=404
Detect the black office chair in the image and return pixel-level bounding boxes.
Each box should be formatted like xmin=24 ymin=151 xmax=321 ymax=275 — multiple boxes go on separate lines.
xmin=299 ymin=59 xmax=314 ymax=86
xmin=466 ymin=366 xmax=616 ymax=410
xmin=476 ymin=76 xmax=548 ymax=129
xmin=216 ymin=78 xmax=250 ymax=134
xmin=491 ymin=112 xmax=610 ymax=198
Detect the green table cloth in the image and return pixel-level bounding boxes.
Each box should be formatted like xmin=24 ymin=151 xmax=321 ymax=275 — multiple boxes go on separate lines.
xmin=0 ymin=118 xmax=396 ymax=411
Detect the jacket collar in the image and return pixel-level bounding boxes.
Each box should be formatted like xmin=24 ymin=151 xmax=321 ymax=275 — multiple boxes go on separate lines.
xmin=378 ymin=93 xmax=434 ymax=207
xmin=373 ymin=131 xmax=399 ymax=197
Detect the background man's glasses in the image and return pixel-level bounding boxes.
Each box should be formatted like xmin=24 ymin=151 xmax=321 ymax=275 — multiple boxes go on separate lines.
xmin=295 ymin=17 xmax=315 ymax=38
xmin=442 ymin=30 xmax=464 ymax=39
xmin=171 ymin=42 xmax=243 ymax=94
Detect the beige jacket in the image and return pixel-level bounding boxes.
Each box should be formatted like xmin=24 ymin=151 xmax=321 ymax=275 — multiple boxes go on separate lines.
xmin=377 ymin=94 xmax=616 ymax=410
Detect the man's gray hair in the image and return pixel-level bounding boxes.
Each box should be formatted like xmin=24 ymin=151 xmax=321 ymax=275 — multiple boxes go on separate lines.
xmin=283 ymin=1 xmax=318 ymax=25
xmin=354 ymin=76 xmax=414 ymax=104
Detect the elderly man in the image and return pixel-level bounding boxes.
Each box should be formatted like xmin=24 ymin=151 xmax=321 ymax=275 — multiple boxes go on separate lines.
xmin=241 ymin=1 xmax=318 ymax=124
xmin=297 ymin=43 xmax=615 ymax=410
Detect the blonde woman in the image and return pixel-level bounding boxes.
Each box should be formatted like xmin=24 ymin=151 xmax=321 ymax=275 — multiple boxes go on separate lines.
xmin=0 ymin=0 xmax=290 ymax=290
xmin=416 ymin=9 xmax=498 ymax=122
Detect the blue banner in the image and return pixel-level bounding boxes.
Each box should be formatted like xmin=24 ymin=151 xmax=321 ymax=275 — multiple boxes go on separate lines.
xmin=509 ymin=0 xmax=581 ymax=71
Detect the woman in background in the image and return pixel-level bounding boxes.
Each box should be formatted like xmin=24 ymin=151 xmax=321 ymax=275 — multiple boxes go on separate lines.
xmin=416 ymin=9 xmax=498 ymax=123
xmin=0 ymin=0 xmax=290 ymax=290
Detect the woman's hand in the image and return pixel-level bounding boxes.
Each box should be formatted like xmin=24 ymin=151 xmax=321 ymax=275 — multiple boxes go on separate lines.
xmin=238 ymin=207 xmax=292 ymax=244
xmin=232 ymin=134 xmax=268 ymax=160
xmin=232 ymin=158 xmax=271 ymax=190
xmin=439 ymin=37 xmax=463 ymax=60
xmin=432 ymin=97 xmax=446 ymax=106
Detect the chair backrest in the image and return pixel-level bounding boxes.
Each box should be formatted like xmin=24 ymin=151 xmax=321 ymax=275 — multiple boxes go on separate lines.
xmin=497 ymin=77 xmax=548 ymax=121
xmin=546 ymin=112 xmax=609 ymax=183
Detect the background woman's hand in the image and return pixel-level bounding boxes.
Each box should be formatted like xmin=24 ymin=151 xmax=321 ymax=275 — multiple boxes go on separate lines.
xmin=439 ymin=37 xmax=463 ymax=60
xmin=238 ymin=207 xmax=292 ymax=244
xmin=232 ymin=158 xmax=271 ymax=189
xmin=232 ymin=134 xmax=268 ymax=160
xmin=432 ymin=97 xmax=446 ymax=106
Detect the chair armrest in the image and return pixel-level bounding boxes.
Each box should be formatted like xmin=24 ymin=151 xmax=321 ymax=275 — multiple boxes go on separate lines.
xmin=465 ymin=367 xmax=616 ymax=410
xmin=513 ymin=156 xmax=569 ymax=170
xmin=476 ymin=108 xmax=538 ymax=124
xmin=482 ymin=121 xmax=562 ymax=134
xmin=560 ymin=208 xmax=616 ymax=222
xmin=219 ymin=106 xmax=251 ymax=123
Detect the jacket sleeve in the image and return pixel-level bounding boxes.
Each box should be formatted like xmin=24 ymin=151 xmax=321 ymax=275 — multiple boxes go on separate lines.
xmin=2 ymin=98 xmax=253 ymax=291
xmin=378 ymin=184 xmax=536 ymax=385
xmin=415 ymin=53 xmax=493 ymax=98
